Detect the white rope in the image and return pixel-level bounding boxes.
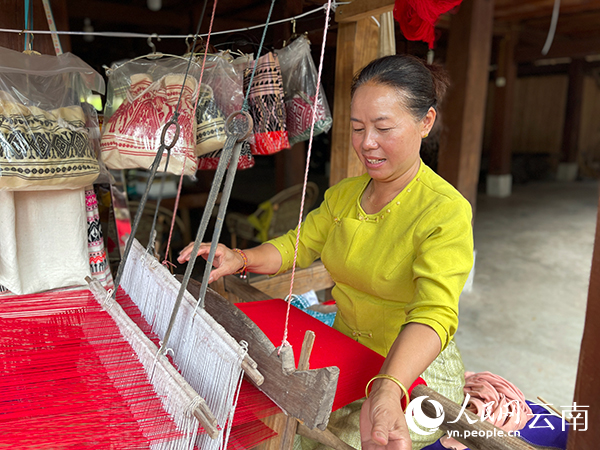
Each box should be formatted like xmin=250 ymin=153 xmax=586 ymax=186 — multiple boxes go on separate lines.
xmin=281 ymin=0 xmax=334 ymax=349
xmin=541 ymin=0 xmax=561 ymax=55
xmin=0 ymin=2 xmax=350 ymax=41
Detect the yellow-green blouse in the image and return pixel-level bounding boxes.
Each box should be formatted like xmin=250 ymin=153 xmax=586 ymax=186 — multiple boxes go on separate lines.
xmin=267 ymin=162 xmax=474 ymax=357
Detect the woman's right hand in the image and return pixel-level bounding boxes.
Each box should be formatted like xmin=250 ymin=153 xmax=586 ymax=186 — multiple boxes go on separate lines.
xmin=177 ymin=242 xmax=245 ymax=283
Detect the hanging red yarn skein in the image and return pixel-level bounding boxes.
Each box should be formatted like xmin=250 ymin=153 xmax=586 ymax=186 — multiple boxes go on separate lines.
xmin=393 ymin=0 xmax=463 ymax=49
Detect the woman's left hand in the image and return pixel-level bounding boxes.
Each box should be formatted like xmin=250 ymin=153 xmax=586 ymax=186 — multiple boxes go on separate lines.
xmin=360 ymin=385 xmax=412 ymax=450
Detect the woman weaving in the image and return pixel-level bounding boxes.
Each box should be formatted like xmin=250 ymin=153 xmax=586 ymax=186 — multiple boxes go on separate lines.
xmin=179 ymin=55 xmax=473 ymax=450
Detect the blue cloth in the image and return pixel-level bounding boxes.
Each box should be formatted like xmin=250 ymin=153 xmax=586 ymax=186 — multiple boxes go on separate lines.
xmin=422 ymin=401 xmax=568 ymax=450
xmin=290 ymin=295 xmax=336 ymax=327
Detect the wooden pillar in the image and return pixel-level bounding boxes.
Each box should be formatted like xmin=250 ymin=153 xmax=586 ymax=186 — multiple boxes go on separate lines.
xmin=487 ymin=28 xmax=518 ymax=198
xmin=437 ymin=0 xmax=494 ymax=209
xmin=329 ymin=17 xmax=379 ymax=186
xmin=0 ymin=0 xmax=71 ymax=54
xmin=557 ymin=58 xmax=585 ymax=181
xmin=567 ymin=193 xmax=600 ymax=449
xmin=275 ymin=142 xmax=306 ymax=191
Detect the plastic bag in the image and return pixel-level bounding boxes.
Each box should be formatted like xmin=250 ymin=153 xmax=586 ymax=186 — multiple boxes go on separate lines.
xmin=244 ymin=52 xmax=289 ymax=155
xmin=196 ymin=141 xmax=255 ymax=171
xmin=101 ymin=56 xmax=201 ymax=176
xmin=277 ymin=36 xmax=332 ymax=146
xmin=195 ymin=83 xmax=227 ymax=156
xmin=200 ymin=52 xmax=246 ymax=117
xmin=0 ymin=46 xmax=105 ymax=191
xmin=196 ymin=53 xmax=254 ymax=170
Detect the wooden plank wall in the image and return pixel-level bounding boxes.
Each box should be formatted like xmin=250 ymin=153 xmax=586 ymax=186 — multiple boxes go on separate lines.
xmin=510 ymin=75 xmax=569 ymax=156
xmin=483 ymin=73 xmax=600 ymax=177
xmin=578 ymin=76 xmax=600 ymax=176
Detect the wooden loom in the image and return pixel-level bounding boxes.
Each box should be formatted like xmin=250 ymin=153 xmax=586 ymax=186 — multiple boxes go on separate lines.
xmin=194 ymin=276 xmax=551 ymax=450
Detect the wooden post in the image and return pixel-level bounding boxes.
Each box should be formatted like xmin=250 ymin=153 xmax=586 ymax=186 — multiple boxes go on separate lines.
xmin=437 ymin=0 xmax=495 ymax=209
xmin=329 ymin=18 xmax=379 ymax=186
xmin=567 ymin=194 xmax=600 ymax=449
xmin=280 ymin=331 xmax=316 ymax=449
xmin=487 ymin=28 xmax=518 ymax=198
xmin=557 ymin=58 xmax=585 ymax=181
xmin=275 ymin=142 xmax=307 ymax=191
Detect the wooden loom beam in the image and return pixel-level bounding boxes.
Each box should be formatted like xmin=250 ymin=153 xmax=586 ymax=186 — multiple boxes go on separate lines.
xmin=334 ymin=0 xmax=394 ymax=23
xmin=185 ymin=278 xmax=339 ymax=431
xmin=329 ymin=16 xmax=378 ymax=186
xmin=437 ymin=0 xmax=495 ymax=209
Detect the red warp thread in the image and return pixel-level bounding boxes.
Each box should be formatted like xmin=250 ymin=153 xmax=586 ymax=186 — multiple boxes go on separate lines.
xmin=0 ymin=289 xmax=187 ymax=449
xmin=112 ymin=287 xmax=281 ymax=449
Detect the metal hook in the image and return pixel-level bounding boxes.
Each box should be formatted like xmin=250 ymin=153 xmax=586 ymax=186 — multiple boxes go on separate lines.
xmin=22 ymin=32 xmax=37 ymax=54
xmin=291 ymin=18 xmax=296 ymax=36
xmin=147 ymin=33 xmax=161 ymax=54
xmin=185 ymin=34 xmax=194 ymax=54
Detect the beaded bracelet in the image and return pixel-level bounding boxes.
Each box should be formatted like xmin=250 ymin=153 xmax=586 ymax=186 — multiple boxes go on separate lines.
xmin=232 ymin=248 xmax=248 ymax=279
xmin=365 ymin=374 xmax=410 ymax=412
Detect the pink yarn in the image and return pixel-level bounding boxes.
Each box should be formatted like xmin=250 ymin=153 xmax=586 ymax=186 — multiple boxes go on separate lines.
xmin=441 ymin=371 xmax=532 ymax=450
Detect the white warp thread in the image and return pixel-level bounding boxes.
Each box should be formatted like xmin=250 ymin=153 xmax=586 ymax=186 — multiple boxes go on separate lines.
xmin=88 ymin=278 xmax=201 ymax=450
xmin=121 ymin=238 xmax=246 ymax=450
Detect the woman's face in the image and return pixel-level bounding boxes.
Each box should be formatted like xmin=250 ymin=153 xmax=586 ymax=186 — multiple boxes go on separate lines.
xmin=350 ymin=82 xmax=435 ymax=183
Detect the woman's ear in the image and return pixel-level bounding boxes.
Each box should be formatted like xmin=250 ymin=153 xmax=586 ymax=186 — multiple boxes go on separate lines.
xmin=421 ymin=107 xmax=436 ymax=137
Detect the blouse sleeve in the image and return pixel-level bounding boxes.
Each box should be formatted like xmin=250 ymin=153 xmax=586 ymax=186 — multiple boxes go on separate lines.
xmin=403 ymin=198 xmax=474 ymax=351
xmin=266 ymin=188 xmax=336 ymax=276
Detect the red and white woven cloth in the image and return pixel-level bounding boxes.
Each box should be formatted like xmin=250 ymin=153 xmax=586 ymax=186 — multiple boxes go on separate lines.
xmin=101 ymin=74 xmax=198 ymax=176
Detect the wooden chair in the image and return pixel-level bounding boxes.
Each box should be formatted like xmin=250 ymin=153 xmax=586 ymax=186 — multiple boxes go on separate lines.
xmin=225 ymin=182 xmax=319 ymax=248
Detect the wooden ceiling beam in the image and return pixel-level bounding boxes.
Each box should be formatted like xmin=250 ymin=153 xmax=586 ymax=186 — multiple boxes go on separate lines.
xmin=516 ymin=35 xmax=600 ymax=62
xmin=521 ymin=11 xmax=600 ymax=36
xmin=495 ymin=0 xmax=600 ymax=21
xmin=334 ymin=0 xmax=600 ymax=24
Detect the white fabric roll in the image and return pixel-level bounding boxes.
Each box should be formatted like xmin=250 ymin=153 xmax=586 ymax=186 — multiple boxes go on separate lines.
xmin=0 ymin=188 xmax=90 ymax=294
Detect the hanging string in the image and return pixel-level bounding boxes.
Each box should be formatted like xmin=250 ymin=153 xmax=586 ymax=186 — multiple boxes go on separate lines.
xmin=541 ymin=0 xmax=561 ymax=55
xmin=280 ymin=0 xmax=334 ymax=350
xmin=0 ymin=3 xmax=346 ymax=40
xmin=161 ymin=0 xmax=217 ymax=265
xmin=23 ymin=0 xmax=31 ymax=51
xmin=41 ymin=0 xmax=63 ymax=55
